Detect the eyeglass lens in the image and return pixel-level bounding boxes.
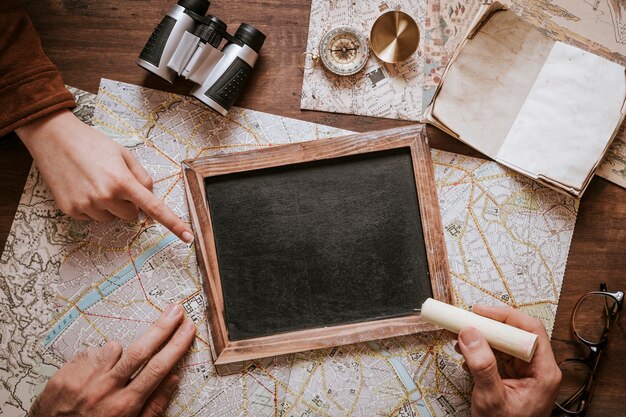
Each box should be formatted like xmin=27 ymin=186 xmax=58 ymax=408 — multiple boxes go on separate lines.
xmin=572 ymin=293 xmax=618 ymax=345
xmin=556 ymin=359 xmax=590 ymax=412
xmin=554 ymin=292 xmax=619 ymax=414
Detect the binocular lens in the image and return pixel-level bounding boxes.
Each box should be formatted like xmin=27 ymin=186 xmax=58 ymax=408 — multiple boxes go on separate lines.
xmin=177 ymin=0 xmax=209 ymax=16
xmin=235 ymin=23 xmax=266 ymax=53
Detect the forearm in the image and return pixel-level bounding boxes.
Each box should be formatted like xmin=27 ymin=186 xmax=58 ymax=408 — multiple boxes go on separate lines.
xmin=0 ymin=0 xmax=75 ymax=137
xmin=16 ymin=109 xmax=76 ymax=158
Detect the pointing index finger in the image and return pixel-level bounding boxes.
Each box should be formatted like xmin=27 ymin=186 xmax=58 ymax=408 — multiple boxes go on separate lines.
xmin=110 ymin=304 xmax=184 ymax=381
xmin=126 ymin=182 xmax=194 ymax=243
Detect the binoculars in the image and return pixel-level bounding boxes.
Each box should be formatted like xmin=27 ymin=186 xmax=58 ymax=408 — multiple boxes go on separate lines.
xmin=137 ymin=0 xmax=266 ymax=115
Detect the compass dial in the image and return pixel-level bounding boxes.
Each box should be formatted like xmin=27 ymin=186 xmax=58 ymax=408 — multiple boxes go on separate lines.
xmin=319 ymin=26 xmax=369 ymax=76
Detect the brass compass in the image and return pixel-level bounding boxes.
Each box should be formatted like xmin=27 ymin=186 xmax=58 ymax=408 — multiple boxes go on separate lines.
xmin=318 ymin=26 xmax=369 ymax=76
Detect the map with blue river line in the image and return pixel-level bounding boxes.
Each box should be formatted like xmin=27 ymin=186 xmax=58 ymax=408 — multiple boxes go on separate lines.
xmin=1 ymin=81 xmax=578 ymax=417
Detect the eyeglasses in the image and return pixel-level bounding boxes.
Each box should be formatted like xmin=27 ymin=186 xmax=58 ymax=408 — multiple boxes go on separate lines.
xmin=551 ymin=282 xmax=623 ymax=416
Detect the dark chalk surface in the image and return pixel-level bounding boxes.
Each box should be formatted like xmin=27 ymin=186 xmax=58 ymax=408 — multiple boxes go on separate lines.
xmin=205 ymin=147 xmax=432 ymax=341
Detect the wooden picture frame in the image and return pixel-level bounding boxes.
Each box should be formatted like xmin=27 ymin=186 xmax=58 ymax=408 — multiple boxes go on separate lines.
xmin=182 ymin=125 xmax=452 ymax=375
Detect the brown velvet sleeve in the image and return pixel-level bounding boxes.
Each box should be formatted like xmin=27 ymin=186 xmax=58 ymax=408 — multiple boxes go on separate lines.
xmin=0 ymin=0 xmax=76 ymax=137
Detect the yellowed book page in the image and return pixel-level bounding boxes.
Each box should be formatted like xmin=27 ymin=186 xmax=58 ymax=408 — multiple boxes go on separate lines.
xmin=497 ymin=41 xmax=625 ymax=190
xmin=431 ymin=10 xmax=553 ymax=157
xmin=510 ymin=0 xmax=626 ymax=189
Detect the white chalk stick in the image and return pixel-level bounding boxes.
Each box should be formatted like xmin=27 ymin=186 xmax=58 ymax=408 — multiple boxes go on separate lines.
xmin=420 ymin=298 xmax=538 ymax=362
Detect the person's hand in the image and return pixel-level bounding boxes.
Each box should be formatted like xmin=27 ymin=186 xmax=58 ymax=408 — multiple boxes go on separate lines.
xmin=29 ymin=303 xmax=196 ymax=417
xmin=456 ymin=305 xmax=562 ymax=417
xmin=16 ymin=109 xmax=194 ymax=243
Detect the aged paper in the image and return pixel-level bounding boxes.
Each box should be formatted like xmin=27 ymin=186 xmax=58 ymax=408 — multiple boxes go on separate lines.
xmin=430 ymin=7 xmax=626 ymax=196
xmin=302 ymin=0 xmax=626 ymax=190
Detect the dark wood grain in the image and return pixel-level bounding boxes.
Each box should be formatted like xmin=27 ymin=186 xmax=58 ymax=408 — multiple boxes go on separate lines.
xmin=0 ymin=0 xmax=623 ymax=414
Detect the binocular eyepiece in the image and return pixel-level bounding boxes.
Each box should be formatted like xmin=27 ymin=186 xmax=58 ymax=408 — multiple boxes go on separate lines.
xmin=137 ymin=0 xmax=266 ymax=116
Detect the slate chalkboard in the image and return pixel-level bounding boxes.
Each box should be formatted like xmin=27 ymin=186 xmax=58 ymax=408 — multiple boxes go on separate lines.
xmin=205 ymin=147 xmax=433 ymax=341
xmin=184 ymin=125 xmax=451 ymax=373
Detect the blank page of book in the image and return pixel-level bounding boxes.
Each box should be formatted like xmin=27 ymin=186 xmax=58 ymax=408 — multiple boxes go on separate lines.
xmin=428 ymin=5 xmax=626 ymax=196
xmin=497 ymin=41 xmax=625 ymax=190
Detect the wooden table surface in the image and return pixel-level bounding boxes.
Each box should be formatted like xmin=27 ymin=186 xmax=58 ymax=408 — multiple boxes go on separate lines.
xmin=1 ymin=1 xmax=624 ymax=415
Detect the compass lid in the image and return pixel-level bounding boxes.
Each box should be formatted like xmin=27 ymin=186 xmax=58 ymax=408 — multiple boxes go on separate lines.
xmin=370 ymin=11 xmax=419 ymax=64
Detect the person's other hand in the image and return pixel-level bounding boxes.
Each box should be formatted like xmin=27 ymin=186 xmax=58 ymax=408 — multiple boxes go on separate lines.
xmin=29 ymin=303 xmax=196 ymax=417
xmin=456 ymin=305 xmax=562 ymax=417
xmin=16 ymin=109 xmax=194 ymax=243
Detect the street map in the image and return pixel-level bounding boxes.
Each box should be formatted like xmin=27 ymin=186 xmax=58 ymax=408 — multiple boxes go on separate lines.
xmin=300 ymin=0 xmax=484 ymax=121
xmin=0 ymin=80 xmax=578 ymax=416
